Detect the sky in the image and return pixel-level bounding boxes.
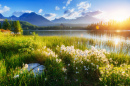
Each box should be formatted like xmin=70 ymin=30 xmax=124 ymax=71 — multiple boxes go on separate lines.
xmin=0 ymin=0 xmax=130 ymax=21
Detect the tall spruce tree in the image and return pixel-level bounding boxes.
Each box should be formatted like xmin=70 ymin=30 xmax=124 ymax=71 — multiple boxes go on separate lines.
xmin=10 ymin=20 xmax=13 ymax=30
xmin=0 ymin=22 xmax=1 ymax=29
xmin=14 ymin=21 xmax=23 ymax=34
xmin=3 ymin=19 xmax=11 ymax=30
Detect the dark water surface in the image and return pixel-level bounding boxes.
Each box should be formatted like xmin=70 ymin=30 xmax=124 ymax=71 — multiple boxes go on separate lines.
xmin=23 ymin=30 xmax=130 ymax=41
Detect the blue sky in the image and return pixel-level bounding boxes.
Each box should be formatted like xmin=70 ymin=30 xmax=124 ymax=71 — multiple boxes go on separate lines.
xmin=0 ymin=0 xmax=130 ymax=21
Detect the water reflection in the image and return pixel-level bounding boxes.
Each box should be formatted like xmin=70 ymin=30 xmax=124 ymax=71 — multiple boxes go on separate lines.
xmin=23 ymin=30 xmax=130 ymax=54
xmin=23 ymin=30 xmax=130 ymax=43
xmin=116 ymin=30 xmax=121 ymax=32
xmin=114 ymin=38 xmax=120 ymax=45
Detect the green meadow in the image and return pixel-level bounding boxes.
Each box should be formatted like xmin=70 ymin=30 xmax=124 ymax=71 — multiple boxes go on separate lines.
xmin=0 ymin=33 xmax=130 ymax=86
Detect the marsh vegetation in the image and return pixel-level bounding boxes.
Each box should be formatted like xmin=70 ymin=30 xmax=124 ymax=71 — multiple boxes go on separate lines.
xmin=0 ymin=32 xmax=130 ymax=86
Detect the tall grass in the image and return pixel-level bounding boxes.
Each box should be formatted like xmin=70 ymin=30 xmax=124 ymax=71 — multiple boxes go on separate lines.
xmin=0 ymin=33 xmax=130 ymax=86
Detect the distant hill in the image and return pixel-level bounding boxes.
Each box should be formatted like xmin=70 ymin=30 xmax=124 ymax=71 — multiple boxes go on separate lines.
xmin=70 ymin=15 xmax=100 ymax=24
xmin=20 ymin=21 xmax=38 ymax=30
xmin=0 ymin=13 xmax=101 ymax=27
xmin=19 ymin=12 xmax=53 ymax=26
xmin=52 ymin=17 xmax=70 ymax=23
xmin=0 ymin=13 xmax=53 ymax=26
xmin=0 ymin=14 xmax=4 ymax=19
xmin=52 ymin=15 xmax=101 ymax=25
xmin=8 ymin=15 xmax=19 ymax=20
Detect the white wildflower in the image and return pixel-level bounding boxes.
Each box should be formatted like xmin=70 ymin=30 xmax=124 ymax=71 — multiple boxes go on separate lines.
xmin=45 ymin=78 xmax=47 ymax=81
xmin=74 ymin=58 xmax=77 ymax=60
xmin=85 ymin=68 xmax=88 ymax=70
xmin=96 ymin=65 xmax=99 ymax=69
xmin=99 ymin=78 xmax=103 ymax=81
xmin=81 ymin=61 xmax=83 ymax=64
xmin=44 ymin=46 xmax=46 ymax=49
xmin=76 ymin=71 xmax=79 ymax=74
xmin=32 ymin=48 xmax=34 ymax=51
xmin=13 ymin=75 xmax=19 ymax=79
xmin=22 ymin=63 xmax=25 ymax=66
xmin=62 ymin=67 xmax=67 ymax=73
xmin=24 ymin=64 xmax=28 ymax=69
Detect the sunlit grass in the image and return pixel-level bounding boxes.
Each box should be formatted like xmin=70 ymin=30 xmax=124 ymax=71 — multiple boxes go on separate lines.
xmin=0 ymin=34 xmax=130 ymax=85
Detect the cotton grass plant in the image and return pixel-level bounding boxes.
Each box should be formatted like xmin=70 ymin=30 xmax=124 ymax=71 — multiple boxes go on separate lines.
xmin=0 ymin=34 xmax=130 ymax=85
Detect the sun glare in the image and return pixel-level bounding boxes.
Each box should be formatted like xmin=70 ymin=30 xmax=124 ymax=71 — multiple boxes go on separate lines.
xmin=114 ymin=38 xmax=120 ymax=45
xmin=110 ymin=10 xmax=128 ymax=22
xmin=113 ymin=16 xmax=127 ymax=22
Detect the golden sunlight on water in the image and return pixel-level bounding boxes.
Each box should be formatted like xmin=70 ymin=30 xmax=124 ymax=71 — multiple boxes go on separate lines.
xmin=116 ymin=30 xmax=121 ymax=32
xmin=114 ymin=38 xmax=120 ymax=45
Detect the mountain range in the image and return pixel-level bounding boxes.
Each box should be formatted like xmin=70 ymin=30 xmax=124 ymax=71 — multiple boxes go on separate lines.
xmin=0 ymin=12 xmax=101 ymax=26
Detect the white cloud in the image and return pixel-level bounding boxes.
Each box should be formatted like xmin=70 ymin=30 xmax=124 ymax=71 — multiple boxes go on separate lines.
xmin=63 ymin=8 xmax=81 ymax=19
xmin=82 ymin=10 xmax=103 ymax=16
xmin=0 ymin=6 xmax=10 ymax=13
xmin=55 ymin=6 xmax=60 ymax=10
xmin=77 ymin=2 xmax=91 ymax=11
xmin=64 ymin=8 xmax=75 ymax=14
xmin=38 ymin=9 xmax=43 ymax=13
xmin=3 ymin=6 xmax=10 ymax=11
xmin=62 ymin=1 xmax=91 ymax=19
xmin=0 ymin=4 xmax=1 ymax=8
xmin=44 ymin=13 xmax=56 ymax=20
xmin=12 ymin=10 xmax=33 ymax=17
xmin=22 ymin=10 xmax=33 ymax=13
xmin=63 ymin=6 xmax=66 ymax=9
xmin=63 ymin=11 xmax=80 ymax=19
xmin=93 ymin=11 xmax=107 ymax=20
xmin=66 ymin=0 xmax=72 ymax=6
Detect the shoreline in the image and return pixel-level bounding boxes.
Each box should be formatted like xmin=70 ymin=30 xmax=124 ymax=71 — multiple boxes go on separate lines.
xmin=23 ymin=29 xmax=130 ymax=31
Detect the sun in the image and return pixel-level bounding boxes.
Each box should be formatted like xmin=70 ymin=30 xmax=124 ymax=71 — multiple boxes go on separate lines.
xmin=113 ymin=15 xmax=127 ymax=22
xmin=110 ymin=10 xmax=128 ymax=22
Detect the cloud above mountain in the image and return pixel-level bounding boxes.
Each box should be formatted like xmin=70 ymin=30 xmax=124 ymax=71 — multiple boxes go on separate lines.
xmin=7 ymin=1 xmax=103 ymax=21
xmin=64 ymin=9 xmax=74 ymax=14
xmin=62 ymin=1 xmax=92 ymax=19
xmin=12 ymin=11 xmax=23 ymax=17
xmin=38 ymin=9 xmax=43 ymax=13
xmin=0 ymin=5 xmax=10 ymax=13
xmin=82 ymin=11 xmax=103 ymax=16
xmin=77 ymin=1 xmax=91 ymax=11
xmin=12 ymin=10 xmax=33 ymax=17
xmin=44 ymin=13 xmax=56 ymax=20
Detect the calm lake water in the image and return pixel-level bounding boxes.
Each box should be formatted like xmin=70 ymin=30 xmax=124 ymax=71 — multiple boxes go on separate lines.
xmin=23 ymin=30 xmax=130 ymax=41
xmin=23 ymin=30 xmax=130 ymax=54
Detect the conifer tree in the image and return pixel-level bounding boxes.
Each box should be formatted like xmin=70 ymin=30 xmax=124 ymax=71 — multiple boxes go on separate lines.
xmin=3 ymin=19 xmax=11 ymax=30
xmin=0 ymin=22 xmax=1 ymax=29
xmin=14 ymin=21 xmax=23 ymax=34
xmin=10 ymin=20 xmax=13 ymax=29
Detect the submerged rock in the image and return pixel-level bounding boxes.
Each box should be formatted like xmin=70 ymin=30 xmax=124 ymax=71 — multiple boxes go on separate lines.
xmin=14 ymin=63 xmax=45 ymax=78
